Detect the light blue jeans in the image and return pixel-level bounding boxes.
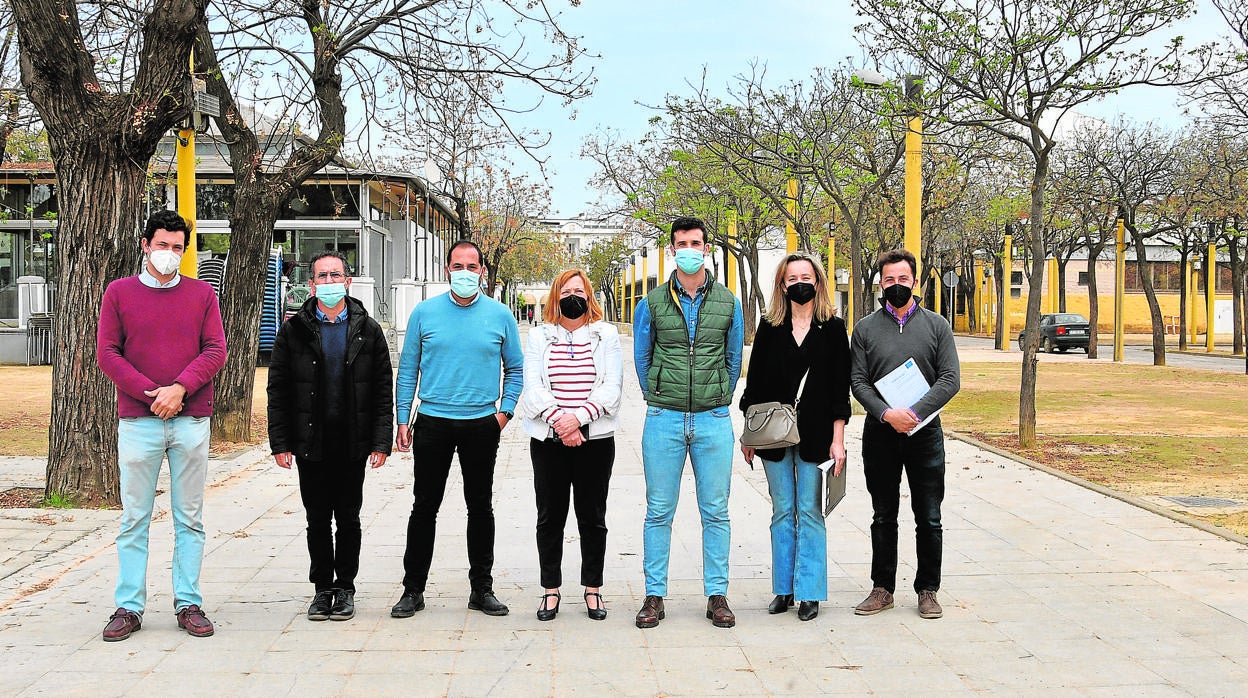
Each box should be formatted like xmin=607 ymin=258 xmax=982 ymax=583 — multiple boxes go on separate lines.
xmin=762 ymin=447 xmax=827 ymax=601
xmin=640 ymin=405 xmax=734 ymax=597
xmin=116 ymin=416 xmax=210 ymax=614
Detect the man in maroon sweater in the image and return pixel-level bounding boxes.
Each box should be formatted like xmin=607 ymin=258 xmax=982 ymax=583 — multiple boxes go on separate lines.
xmin=96 ymin=210 xmax=227 ymax=642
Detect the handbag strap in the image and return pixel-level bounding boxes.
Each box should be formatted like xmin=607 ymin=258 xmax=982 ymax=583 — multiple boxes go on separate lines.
xmin=793 ymin=368 xmax=810 ymax=408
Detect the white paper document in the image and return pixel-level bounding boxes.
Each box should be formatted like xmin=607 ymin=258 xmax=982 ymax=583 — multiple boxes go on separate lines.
xmin=874 ymin=357 xmax=939 ymax=435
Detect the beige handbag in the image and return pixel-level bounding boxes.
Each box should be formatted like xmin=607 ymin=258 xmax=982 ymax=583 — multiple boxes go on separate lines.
xmin=740 ymin=370 xmax=808 ymax=450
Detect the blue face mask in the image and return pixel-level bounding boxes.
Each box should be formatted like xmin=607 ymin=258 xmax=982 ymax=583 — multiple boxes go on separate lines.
xmin=449 ymin=269 xmax=482 ymax=299
xmin=674 ymin=248 xmax=704 ymax=274
xmin=315 ymin=282 xmax=347 ymax=308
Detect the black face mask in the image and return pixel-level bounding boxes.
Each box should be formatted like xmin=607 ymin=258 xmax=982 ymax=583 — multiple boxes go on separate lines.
xmin=786 ymin=282 xmax=816 ymax=305
xmin=881 ymin=283 xmax=913 ymax=309
xmin=559 ymin=294 xmax=588 ymax=319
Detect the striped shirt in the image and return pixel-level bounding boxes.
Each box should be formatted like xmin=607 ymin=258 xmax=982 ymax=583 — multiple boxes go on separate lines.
xmin=541 ymin=327 xmax=602 ymax=426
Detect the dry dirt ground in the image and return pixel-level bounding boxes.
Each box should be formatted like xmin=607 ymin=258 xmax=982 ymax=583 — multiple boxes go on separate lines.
xmin=944 ymin=362 xmax=1248 ymax=536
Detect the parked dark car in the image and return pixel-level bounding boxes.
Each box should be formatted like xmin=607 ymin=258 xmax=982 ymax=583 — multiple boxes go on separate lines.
xmin=1017 ymin=313 xmax=1091 ymax=353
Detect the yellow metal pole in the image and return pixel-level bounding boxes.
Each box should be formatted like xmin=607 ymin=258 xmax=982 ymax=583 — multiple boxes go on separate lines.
xmin=1207 ymin=242 xmax=1216 ymax=352
xmin=905 ymin=114 xmax=923 ymax=280
xmin=974 ymin=261 xmax=984 ymax=335
xmin=1114 ymin=218 xmax=1125 ymax=362
xmin=1188 ymin=260 xmax=1197 ymax=346
xmin=177 ymin=52 xmax=198 ymax=278
xmin=628 ymin=260 xmax=637 ymax=324
xmin=658 ymin=241 xmax=666 ymax=281
xmin=726 ymin=212 xmax=738 ymax=297
xmin=1000 ymin=234 xmax=1011 ymax=351
xmin=642 ymin=250 xmax=650 ymax=297
xmin=1047 ymin=257 xmax=1059 ymax=313
xmin=785 ymin=178 xmax=798 ymax=253
xmin=827 ymin=234 xmax=835 ymax=314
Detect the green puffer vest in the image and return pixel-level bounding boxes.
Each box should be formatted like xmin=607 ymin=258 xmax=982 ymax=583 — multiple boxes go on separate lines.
xmin=644 ymin=272 xmax=735 ymax=412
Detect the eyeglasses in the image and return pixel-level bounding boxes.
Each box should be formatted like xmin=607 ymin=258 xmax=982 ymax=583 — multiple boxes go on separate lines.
xmin=314 ymin=272 xmax=346 ymax=282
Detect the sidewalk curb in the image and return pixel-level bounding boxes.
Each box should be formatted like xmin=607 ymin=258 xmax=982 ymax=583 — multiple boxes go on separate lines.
xmin=946 ymin=430 xmax=1248 ymax=547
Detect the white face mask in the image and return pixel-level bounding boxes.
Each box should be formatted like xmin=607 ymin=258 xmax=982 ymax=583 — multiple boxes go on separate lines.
xmin=148 ymin=249 xmax=182 ymax=276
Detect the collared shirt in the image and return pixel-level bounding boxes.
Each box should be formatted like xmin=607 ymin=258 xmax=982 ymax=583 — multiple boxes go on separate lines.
xmin=886 ymin=300 xmax=919 ymax=328
xmin=139 ymin=268 xmax=181 ymax=289
xmin=314 ymin=305 xmax=349 ymax=324
xmin=633 ymin=272 xmax=745 ymax=398
xmin=879 ymin=300 xmax=921 ymax=422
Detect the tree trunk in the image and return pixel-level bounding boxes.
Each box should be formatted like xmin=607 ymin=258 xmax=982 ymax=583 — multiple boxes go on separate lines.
xmin=45 ymin=146 xmax=152 ymax=504
xmin=1018 ymin=152 xmax=1049 ymax=448
xmin=1229 ymin=233 xmax=1243 ymax=356
xmin=212 ymin=188 xmax=281 ymax=442
xmin=1178 ymin=246 xmax=1188 ymax=351
xmin=1086 ymin=248 xmax=1101 ymax=359
xmin=1131 ymin=230 xmax=1166 ymax=366
xmin=13 ymin=0 xmax=205 ymax=505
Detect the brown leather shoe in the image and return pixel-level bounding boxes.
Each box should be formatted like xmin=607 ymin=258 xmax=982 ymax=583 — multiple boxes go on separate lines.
xmin=854 ymin=587 xmax=894 ymax=615
xmin=634 ymin=595 xmax=664 ymax=628
xmin=706 ymin=595 xmax=735 ymax=628
xmin=102 ymin=608 xmax=141 ymax=642
xmin=918 ymin=590 xmax=943 ymax=619
xmin=176 ymin=605 xmax=215 ymax=637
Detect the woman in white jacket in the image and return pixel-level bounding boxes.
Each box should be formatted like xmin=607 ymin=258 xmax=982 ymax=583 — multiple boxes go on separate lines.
xmin=521 ymin=269 xmax=623 ymax=622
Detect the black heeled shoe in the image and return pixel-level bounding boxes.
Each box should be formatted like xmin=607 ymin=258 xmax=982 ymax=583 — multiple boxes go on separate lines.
xmin=768 ymin=594 xmax=795 ymax=614
xmin=797 ymin=601 xmax=819 ymax=621
xmin=584 ymin=591 xmax=607 ymax=621
xmin=536 ymin=592 xmax=560 ymax=621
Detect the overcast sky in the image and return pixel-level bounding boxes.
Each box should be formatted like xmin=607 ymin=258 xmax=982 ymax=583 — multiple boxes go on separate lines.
xmin=511 ymin=0 xmax=1229 ymax=217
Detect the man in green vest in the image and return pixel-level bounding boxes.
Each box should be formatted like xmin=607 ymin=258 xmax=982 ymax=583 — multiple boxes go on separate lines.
xmin=632 ymin=216 xmax=745 ymax=629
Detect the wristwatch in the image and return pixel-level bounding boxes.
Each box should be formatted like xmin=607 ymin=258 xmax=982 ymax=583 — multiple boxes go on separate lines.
xmin=501 ymin=410 xmax=513 ymax=420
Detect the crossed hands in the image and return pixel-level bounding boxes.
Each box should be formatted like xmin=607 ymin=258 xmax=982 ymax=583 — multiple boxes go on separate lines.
xmin=144 ymin=384 xmax=186 ymax=420
xmin=552 ymin=411 xmax=584 ymax=447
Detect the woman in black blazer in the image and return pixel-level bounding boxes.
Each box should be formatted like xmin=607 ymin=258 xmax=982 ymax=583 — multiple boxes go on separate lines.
xmin=739 ymin=252 xmax=850 ymax=622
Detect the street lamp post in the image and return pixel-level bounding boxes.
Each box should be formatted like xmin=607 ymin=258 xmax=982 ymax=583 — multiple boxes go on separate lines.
xmin=853 ymin=69 xmax=923 ymax=277
xmin=1114 ymin=214 xmax=1125 ymax=362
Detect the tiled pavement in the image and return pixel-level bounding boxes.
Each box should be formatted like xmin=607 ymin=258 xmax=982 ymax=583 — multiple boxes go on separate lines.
xmin=0 ymin=335 xmax=1246 ymax=696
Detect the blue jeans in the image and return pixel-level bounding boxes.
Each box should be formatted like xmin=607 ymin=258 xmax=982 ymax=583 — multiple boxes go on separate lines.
xmin=640 ymin=405 xmax=734 ymax=597
xmin=116 ymin=416 xmax=210 ymax=614
xmin=762 ymin=447 xmax=827 ymax=601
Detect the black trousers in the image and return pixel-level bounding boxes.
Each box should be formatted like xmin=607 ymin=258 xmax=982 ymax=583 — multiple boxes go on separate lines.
xmin=295 ymin=437 xmax=367 ymax=592
xmin=530 ymin=436 xmax=615 ymax=589
xmin=861 ymin=419 xmax=946 ymax=595
xmin=402 ymin=413 xmax=502 ymax=594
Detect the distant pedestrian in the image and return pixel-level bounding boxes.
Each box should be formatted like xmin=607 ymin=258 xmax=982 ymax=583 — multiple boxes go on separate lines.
xmin=739 ymin=252 xmax=850 ymax=622
xmin=521 ymin=269 xmax=622 ymax=621
xmin=391 ymin=240 xmax=523 ymax=619
xmin=267 ymin=251 xmax=393 ymax=622
xmin=633 ymin=216 xmax=745 ymax=629
xmin=97 ymin=210 xmax=227 ymax=642
xmin=850 ymin=249 xmax=960 ymax=619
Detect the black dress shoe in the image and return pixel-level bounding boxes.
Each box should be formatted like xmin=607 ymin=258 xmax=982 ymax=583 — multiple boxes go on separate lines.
xmin=390 ymin=590 xmax=425 ymax=618
xmin=536 ymin=592 xmax=560 ymax=622
xmin=797 ymin=601 xmax=819 ymax=621
xmin=468 ymin=589 xmax=509 ymax=616
xmin=308 ymin=589 xmax=335 ymax=621
xmin=330 ymin=589 xmax=355 ymax=621
xmin=584 ymin=591 xmax=606 ymax=621
xmin=768 ymin=594 xmax=794 ymax=615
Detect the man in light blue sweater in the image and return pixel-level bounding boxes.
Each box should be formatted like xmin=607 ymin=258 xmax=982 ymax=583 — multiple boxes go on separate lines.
xmin=391 ymin=240 xmax=523 ymax=618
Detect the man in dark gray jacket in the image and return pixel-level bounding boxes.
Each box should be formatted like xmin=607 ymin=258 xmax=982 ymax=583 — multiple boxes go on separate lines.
xmin=849 ymin=249 xmax=960 ymax=620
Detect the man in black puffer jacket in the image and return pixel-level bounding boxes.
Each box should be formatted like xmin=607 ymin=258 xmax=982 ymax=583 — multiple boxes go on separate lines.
xmin=267 ymin=251 xmax=393 ymax=623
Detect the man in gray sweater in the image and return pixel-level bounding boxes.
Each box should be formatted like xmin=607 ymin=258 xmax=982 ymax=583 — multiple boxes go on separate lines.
xmin=849 ymin=249 xmax=960 ymax=620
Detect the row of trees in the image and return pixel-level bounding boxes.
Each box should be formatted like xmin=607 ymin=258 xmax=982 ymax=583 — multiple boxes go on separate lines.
xmin=5 ymin=0 xmax=595 ymax=504
xmin=585 ymin=0 xmax=1248 ymax=447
